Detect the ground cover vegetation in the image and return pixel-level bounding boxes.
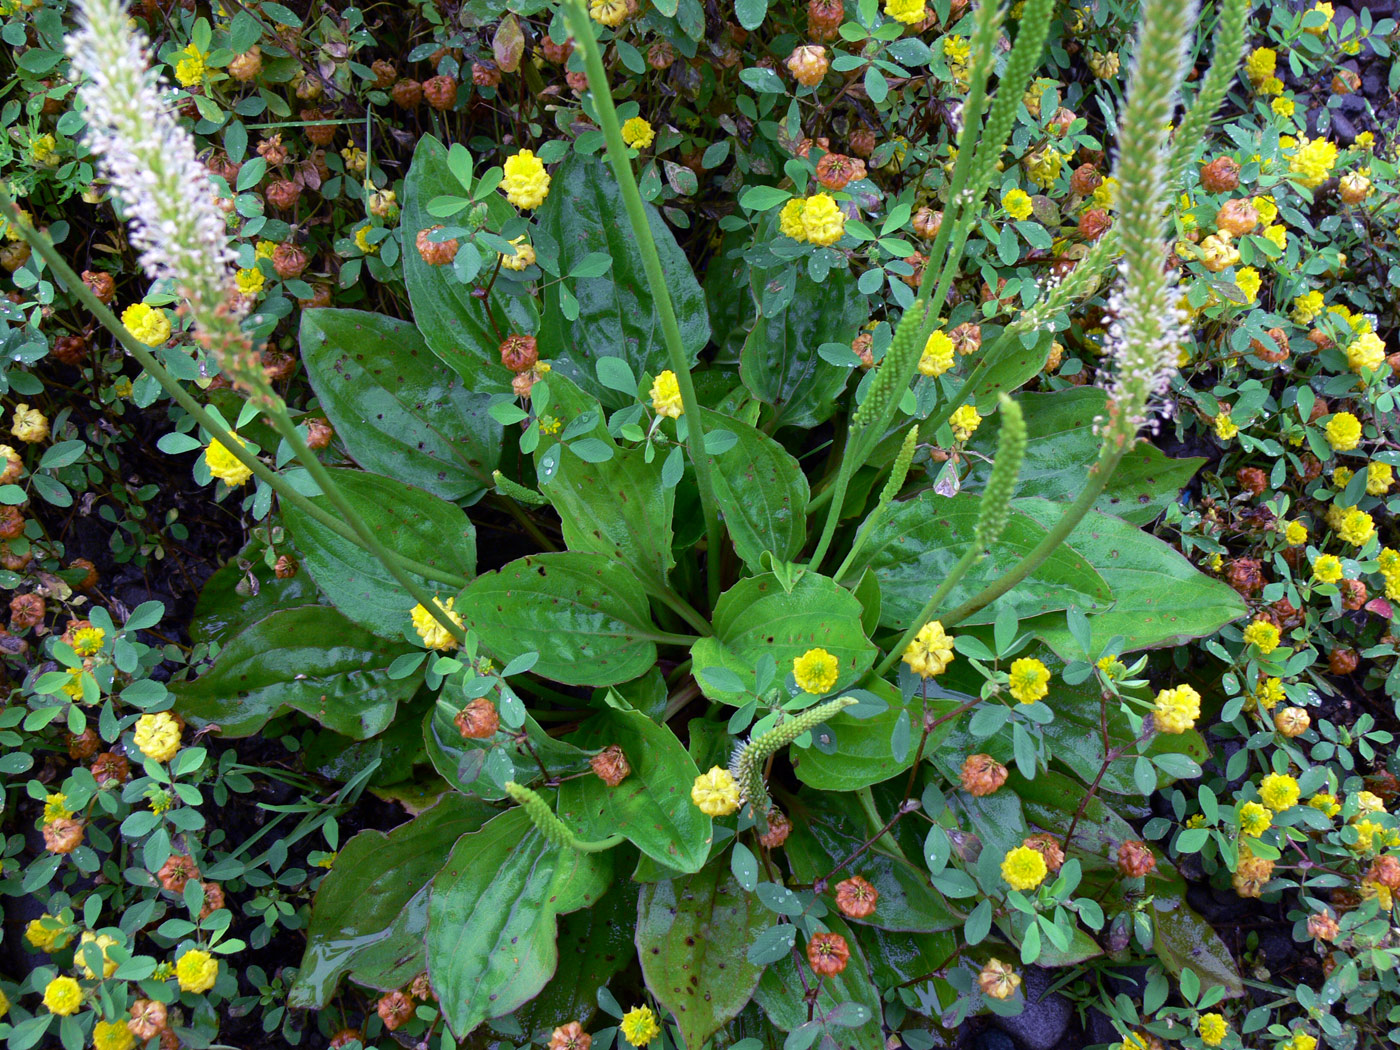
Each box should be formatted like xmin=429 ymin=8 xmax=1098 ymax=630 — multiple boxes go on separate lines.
xmin=0 ymin=0 xmax=1399 ymax=1048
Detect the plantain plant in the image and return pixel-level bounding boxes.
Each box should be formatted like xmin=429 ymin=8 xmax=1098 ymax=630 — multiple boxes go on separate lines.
xmin=5 ymin=0 xmax=1261 ymax=1043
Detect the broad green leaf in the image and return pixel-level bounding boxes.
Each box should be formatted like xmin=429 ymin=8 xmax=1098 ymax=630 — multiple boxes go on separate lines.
xmin=282 ymin=468 xmax=475 ymax=640
xmin=754 ymin=914 xmax=883 ymax=1050
xmin=190 ymin=537 xmax=320 ymax=645
xmin=701 ymin=407 xmax=809 ymax=570
xmin=537 ymin=154 xmax=709 ymax=407
xmin=299 ymin=309 xmax=502 ymax=503
xmin=739 ymin=265 xmax=863 ymax=431
xmin=785 ymin=791 xmax=959 ymax=932
xmin=459 ymin=552 xmax=660 ymax=686
xmin=535 ymin=377 xmax=675 ymax=591
xmin=288 ymin=794 xmax=493 ymax=1008
xmin=427 ymin=807 xmax=613 ymax=1036
xmin=966 ymin=328 xmax=1054 ymax=412
xmin=839 ymin=492 xmax=1112 ymax=629
xmin=637 ymin=865 xmax=768 ymax=1050
xmin=690 ymin=572 xmax=875 ymax=705
xmin=402 ymin=134 xmax=533 ymax=387
xmin=174 ymin=606 xmax=423 ymax=738
xmin=1014 ymin=499 xmax=1248 ymax=655
xmin=963 ymin=390 xmax=1205 ymax=526
xmin=1151 ymin=893 xmax=1245 ymax=997
xmin=557 ymin=707 xmax=712 ymax=872
xmin=791 ymin=681 xmax=950 ymax=793
xmin=501 ymin=878 xmax=639 ymax=1041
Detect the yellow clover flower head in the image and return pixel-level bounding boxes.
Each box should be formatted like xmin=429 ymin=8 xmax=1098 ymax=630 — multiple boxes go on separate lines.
xmin=1000 ymin=845 xmax=1048 ymax=891
xmin=903 ymin=620 xmax=954 ymax=678
xmin=619 ymin=1005 xmax=662 ymax=1047
xmin=1325 ymin=412 xmax=1362 ymax=452
xmin=1366 ymin=461 xmax=1393 ymax=495
xmin=205 ymin=434 xmax=253 ymax=488
xmin=1006 ymin=657 xmax=1050 ymax=704
xmin=71 ymin=625 xmax=105 ymax=657
xmin=93 ymin=1020 xmax=135 ymax=1050
xmin=919 ymin=331 xmax=955 ymax=377
xmin=350 ymin=224 xmax=377 ymax=256
xmin=1238 ymin=800 xmax=1271 ymax=837
xmin=779 ymin=197 xmax=807 ymax=242
xmin=883 ymin=0 xmax=927 ymax=25
xmin=589 ymin=0 xmax=628 ymax=26
xmin=25 ymin=914 xmax=71 ymax=952
xmin=1213 ymin=412 xmax=1238 ymax=440
xmin=1260 ymin=772 xmax=1300 ymax=812
xmin=78 ymin=930 xmax=119 ymax=978
xmin=173 ymin=46 xmax=207 ymax=87
xmin=1347 ymin=332 xmax=1386 ymax=376
xmin=1312 ymin=554 xmax=1343 ymax=583
xmin=691 ymin=766 xmax=740 ymax=817
xmin=1291 ymin=289 xmax=1324 ymax=324
xmin=1002 ymin=188 xmax=1033 ymax=221
xmin=1197 ymin=1012 xmax=1228 ymax=1047
xmin=1288 ymin=137 xmax=1339 ymax=188
xmin=1244 ymin=46 xmax=1276 ymax=85
xmin=176 ymin=948 xmax=219 ymax=993
xmin=1242 ymin=619 xmax=1281 ymax=654
xmin=621 ymin=117 xmax=655 ymax=150
xmin=1339 ymin=508 xmax=1374 ymax=546
xmin=793 ymin=647 xmax=839 ymax=694
xmin=1152 ymin=684 xmax=1201 ymax=734
xmin=502 ymin=150 xmax=551 ymax=210
xmin=800 ymin=193 xmax=845 ymax=246
xmin=11 ymin=403 xmax=49 ymax=444
xmin=411 ymin=597 xmax=463 ymax=651
xmin=42 ymin=974 xmax=83 ymax=1016
xmin=650 ymin=370 xmax=684 ymax=419
xmin=235 ymin=267 xmax=265 ymax=296
xmin=500 ymin=236 xmax=536 ymax=272
xmin=133 ymin=711 xmax=182 ymax=763
xmin=949 ymin=404 xmax=982 ymax=441
xmin=1309 ymin=792 xmax=1340 ymax=818
xmin=1284 ymin=520 xmax=1308 ymax=546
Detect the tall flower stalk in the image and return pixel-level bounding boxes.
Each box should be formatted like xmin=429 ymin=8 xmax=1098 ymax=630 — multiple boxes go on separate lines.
xmin=46 ymin=0 xmax=468 ymax=645
xmin=65 ymin=0 xmax=256 ymax=385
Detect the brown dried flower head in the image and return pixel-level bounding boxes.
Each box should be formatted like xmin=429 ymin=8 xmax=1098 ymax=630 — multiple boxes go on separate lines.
xmin=424 ymin=74 xmax=459 ymax=111
xmin=806 ymin=932 xmax=850 ymax=976
xmin=500 ymin=333 xmax=540 ymax=373
xmin=306 ymin=417 xmax=334 ymax=450
xmin=392 ymin=79 xmax=423 ymax=108
xmin=455 ymin=697 xmax=500 ymax=740
xmin=10 ymin=592 xmax=45 ymax=630
xmin=786 ymin=45 xmax=830 ymax=87
xmin=1328 ymin=648 xmax=1359 ymax=675
xmin=1307 ymin=911 xmax=1340 ymax=941
xmin=1215 ymin=198 xmax=1259 ymax=237
xmin=416 ymin=226 xmax=459 ymax=266
xmin=1199 ymin=156 xmax=1241 ymax=193
xmin=158 ymin=853 xmax=200 ymax=893
xmin=377 ymin=990 xmax=414 ymax=1031
xmin=1273 ymin=706 xmax=1310 ymax=738
xmin=912 ymin=206 xmax=942 ymax=239
xmin=82 ymin=270 xmax=116 ymax=303
xmin=960 ymin=754 xmax=1008 ymax=797
xmin=834 ymin=875 xmax=879 ymax=918
xmin=1116 ymin=840 xmax=1156 ymax=878
xmin=92 ymin=751 xmax=131 ymax=786
xmin=758 ymin=808 xmax=792 ymax=849
xmin=44 ymin=817 xmax=85 ymax=854
xmin=68 ymin=728 xmax=101 ymax=760
xmin=1070 ymin=163 xmax=1102 ymax=197
xmin=550 ymin=1021 xmax=592 ymax=1050
xmin=590 ymin=745 xmax=631 ymax=787
xmin=128 ymin=999 xmax=168 ymax=1040
xmin=815 ymin=152 xmax=865 ymax=191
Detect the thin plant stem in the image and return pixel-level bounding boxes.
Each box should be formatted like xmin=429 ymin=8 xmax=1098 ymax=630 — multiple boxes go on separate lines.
xmin=939 ymin=446 xmax=1128 ymax=628
xmin=558 ymin=0 xmax=724 ymax=608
